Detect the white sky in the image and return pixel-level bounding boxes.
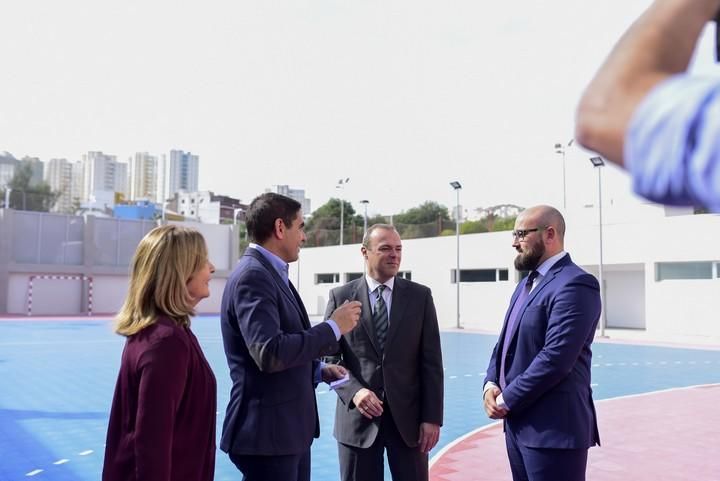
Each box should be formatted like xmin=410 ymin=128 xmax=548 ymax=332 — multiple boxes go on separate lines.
xmin=2 ymin=0 xmax=719 ymax=216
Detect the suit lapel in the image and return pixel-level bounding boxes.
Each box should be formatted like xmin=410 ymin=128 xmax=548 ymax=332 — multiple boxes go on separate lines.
xmin=245 ymin=248 xmax=306 ymax=321
xmin=506 ymin=254 xmax=572 ymax=344
xmin=384 ymin=277 xmax=407 ymax=350
xmin=354 ymin=279 xmax=383 ymax=355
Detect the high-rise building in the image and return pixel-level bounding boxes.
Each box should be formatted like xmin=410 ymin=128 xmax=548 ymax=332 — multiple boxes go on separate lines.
xmin=45 ymin=158 xmax=77 ymax=213
xmin=168 ymin=150 xmax=199 ymax=196
xmin=0 ymin=151 xmax=18 ymax=189
xmin=157 ymin=153 xmax=168 ymax=203
xmin=70 ymin=160 xmax=84 ymax=212
xmin=114 ymin=161 xmax=129 ymax=201
xmin=268 ymin=185 xmax=312 ymax=214
xmin=129 ymin=152 xmax=158 ymax=202
xmin=82 ymin=151 xmax=126 ymax=207
xmin=20 ymin=157 xmax=44 ymax=187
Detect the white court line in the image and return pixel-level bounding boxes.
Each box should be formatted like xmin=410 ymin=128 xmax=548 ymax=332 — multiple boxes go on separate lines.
xmin=78 ymin=450 xmax=93 ymax=456
xmin=53 ymin=459 xmax=69 ymax=465
xmin=430 ymin=383 xmax=720 ymax=469
xmin=449 ymin=375 xmax=457 ymax=379
xmin=25 ymin=470 xmax=43 ymax=476
xmin=464 ymin=374 xmax=473 ymax=377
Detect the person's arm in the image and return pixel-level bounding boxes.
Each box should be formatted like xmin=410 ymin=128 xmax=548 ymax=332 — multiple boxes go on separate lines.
xmin=323 ymin=289 xmax=366 ymax=407
xmin=134 ymin=333 xmax=189 ymax=481
xmin=235 ymin=268 xmax=338 ymax=372
xmin=418 ymin=289 xmax=443 ymax=453
xmin=419 ymin=289 xmax=443 ymax=426
xmin=501 ymin=275 xmax=601 ymax=414
xmin=576 ymin=0 xmax=720 ymax=164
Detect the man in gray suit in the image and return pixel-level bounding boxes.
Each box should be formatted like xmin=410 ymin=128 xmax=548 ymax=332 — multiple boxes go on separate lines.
xmin=324 ymin=224 xmax=444 ymax=481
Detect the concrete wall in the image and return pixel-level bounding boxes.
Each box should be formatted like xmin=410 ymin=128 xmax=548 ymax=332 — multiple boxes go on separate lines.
xmin=292 ymin=210 xmax=720 ymax=344
xmin=3 ymin=207 xmax=719 ymax=345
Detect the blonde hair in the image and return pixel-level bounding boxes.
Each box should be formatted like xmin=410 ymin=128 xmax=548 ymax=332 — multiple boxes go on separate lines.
xmin=115 ymin=224 xmax=208 ymax=336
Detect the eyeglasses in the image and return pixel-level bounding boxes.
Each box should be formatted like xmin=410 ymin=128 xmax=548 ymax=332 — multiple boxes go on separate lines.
xmin=511 ymin=227 xmax=544 ymax=241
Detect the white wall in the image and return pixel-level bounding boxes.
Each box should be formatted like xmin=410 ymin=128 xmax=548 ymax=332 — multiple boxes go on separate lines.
xmin=293 ymin=211 xmax=720 ymax=343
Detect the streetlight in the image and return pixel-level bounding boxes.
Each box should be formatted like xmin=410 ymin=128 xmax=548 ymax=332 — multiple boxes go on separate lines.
xmin=3 ymin=188 xmax=11 ymax=209
xmin=336 ymin=178 xmax=350 ymax=245
xmin=589 ymin=156 xmax=606 ymax=337
xmin=554 ymin=139 xmax=574 ymax=210
xmin=450 ymin=181 xmax=462 ymax=329
xmin=360 ymin=199 xmax=369 ymax=233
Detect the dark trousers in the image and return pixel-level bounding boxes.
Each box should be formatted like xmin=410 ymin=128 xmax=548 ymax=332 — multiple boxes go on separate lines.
xmin=338 ymin=407 xmax=428 ymax=481
xmin=505 ymin=427 xmax=588 ymax=481
xmin=229 ymin=451 xmax=310 ymax=481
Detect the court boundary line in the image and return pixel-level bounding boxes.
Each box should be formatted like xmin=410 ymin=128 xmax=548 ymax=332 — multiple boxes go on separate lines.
xmin=429 ymin=383 xmax=720 ymax=468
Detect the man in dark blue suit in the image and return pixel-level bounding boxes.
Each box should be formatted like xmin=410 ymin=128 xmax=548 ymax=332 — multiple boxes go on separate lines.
xmin=484 ymin=205 xmax=601 ymax=481
xmin=220 ymin=193 xmax=361 ymax=481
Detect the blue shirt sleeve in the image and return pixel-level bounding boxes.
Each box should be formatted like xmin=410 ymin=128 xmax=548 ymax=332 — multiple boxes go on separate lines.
xmin=625 ymin=74 xmax=720 ymax=212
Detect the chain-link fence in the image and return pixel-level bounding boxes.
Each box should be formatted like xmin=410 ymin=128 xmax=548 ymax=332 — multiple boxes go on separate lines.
xmin=304 ymin=217 xmax=459 ymax=247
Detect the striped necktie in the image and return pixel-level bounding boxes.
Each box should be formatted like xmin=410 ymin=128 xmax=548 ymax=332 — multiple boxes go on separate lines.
xmin=373 ymin=285 xmax=389 ymax=351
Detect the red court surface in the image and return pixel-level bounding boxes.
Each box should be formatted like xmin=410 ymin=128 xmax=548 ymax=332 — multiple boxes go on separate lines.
xmin=430 ymin=384 xmax=720 ymax=481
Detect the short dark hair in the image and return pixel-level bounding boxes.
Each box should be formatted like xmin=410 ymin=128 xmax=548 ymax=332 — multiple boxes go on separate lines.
xmin=246 ymin=193 xmax=302 ymax=244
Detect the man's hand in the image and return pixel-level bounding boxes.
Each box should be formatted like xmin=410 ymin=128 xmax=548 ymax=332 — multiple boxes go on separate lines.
xmin=352 ymin=388 xmax=383 ymax=419
xmin=330 ymin=300 xmax=362 ymax=335
xmin=483 ymin=385 xmax=508 ymax=420
xmin=417 ymin=422 xmax=440 ymax=453
xmin=321 ymin=363 xmax=347 ymax=383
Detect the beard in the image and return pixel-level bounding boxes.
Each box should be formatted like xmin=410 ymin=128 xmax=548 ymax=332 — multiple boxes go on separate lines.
xmin=514 ymin=239 xmax=545 ymax=271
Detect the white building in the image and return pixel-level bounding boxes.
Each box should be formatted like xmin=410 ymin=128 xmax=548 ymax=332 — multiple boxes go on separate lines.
xmin=291 ymin=206 xmax=720 ymax=346
xmin=45 ymin=158 xmax=76 ymax=213
xmin=0 ymin=152 xmax=18 ymax=189
xmin=82 ymin=151 xmax=128 ymax=208
xmin=168 ymin=150 xmax=199 ymax=197
xmin=176 ymin=191 xmax=245 ymax=224
xmin=130 ymin=152 xmax=158 ymax=202
xmin=268 ymin=184 xmax=311 ymax=215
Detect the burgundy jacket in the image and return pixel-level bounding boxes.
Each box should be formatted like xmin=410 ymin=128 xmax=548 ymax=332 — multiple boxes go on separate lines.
xmin=103 ymin=316 xmax=217 ymax=481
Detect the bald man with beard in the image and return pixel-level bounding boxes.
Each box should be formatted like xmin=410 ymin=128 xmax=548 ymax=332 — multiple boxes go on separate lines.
xmin=483 ymin=205 xmax=601 ymax=481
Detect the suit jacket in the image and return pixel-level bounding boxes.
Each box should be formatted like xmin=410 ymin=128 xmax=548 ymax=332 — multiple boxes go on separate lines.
xmin=484 ymin=254 xmax=601 ymax=449
xmin=325 ymin=276 xmax=444 ymax=448
xmin=220 ymin=248 xmax=339 ymax=456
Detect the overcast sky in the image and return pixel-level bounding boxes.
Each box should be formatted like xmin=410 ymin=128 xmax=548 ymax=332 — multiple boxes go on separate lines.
xmin=2 ymin=0 xmax=719 ymax=216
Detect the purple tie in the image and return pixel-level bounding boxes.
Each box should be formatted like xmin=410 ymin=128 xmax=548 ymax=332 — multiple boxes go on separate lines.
xmin=499 ymin=271 xmax=538 ymax=389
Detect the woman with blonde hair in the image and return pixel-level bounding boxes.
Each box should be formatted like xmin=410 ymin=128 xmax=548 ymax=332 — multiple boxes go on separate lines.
xmin=102 ymin=224 xmax=217 ymax=481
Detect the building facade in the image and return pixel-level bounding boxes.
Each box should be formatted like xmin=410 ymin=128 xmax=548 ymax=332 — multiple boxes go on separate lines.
xmin=129 ymin=152 xmax=158 ymax=202
xmin=168 ymin=150 xmax=199 ymax=197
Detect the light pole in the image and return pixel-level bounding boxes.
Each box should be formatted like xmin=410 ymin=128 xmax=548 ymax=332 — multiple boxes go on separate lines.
xmin=336 ymin=178 xmax=350 ymax=245
xmin=554 ymin=139 xmax=574 ymax=210
xmin=450 ymin=181 xmax=462 ymax=329
xmin=589 ymin=156 xmax=606 ymax=337
xmin=3 ymin=188 xmax=11 ymax=209
xmin=360 ymin=199 xmax=369 ymax=233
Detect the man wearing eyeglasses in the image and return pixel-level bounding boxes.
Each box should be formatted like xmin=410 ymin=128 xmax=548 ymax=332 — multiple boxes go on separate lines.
xmin=483 ymin=205 xmax=601 ymax=481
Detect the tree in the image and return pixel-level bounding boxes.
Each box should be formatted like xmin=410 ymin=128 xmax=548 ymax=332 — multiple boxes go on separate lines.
xmin=2 ymin=163 xmax=59 ymax=212
xmin=304 ymin=198 xmax=363 ymax=246
xmin=394 ymin=201 xmax=450 ymax=225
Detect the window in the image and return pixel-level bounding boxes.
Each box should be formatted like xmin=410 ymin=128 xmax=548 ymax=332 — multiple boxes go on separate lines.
xmin=451 ymin=268 xmax=508 ymax=283
xmin=345 ymin=272 xmax=363 ymax=282
xmin=315 ymin=273 xmax=340 ymax=284
xmin=398 ymin=271 xmax=412 ymax=280
xmin=656 ymin=261 xmax=713 ymax=281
